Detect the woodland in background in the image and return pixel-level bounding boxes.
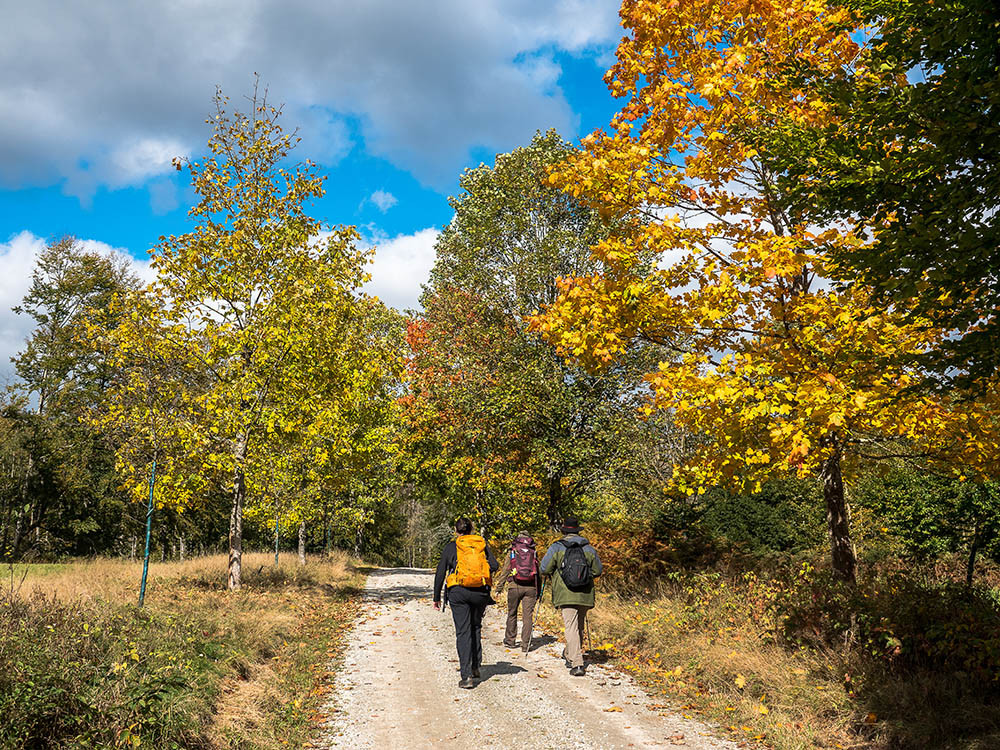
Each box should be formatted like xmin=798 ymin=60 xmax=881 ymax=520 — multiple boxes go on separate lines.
xmin=2 ymin=0 xmax=1000 ymax=746
xmin=2 ymin=0 xmax=998 ymax=579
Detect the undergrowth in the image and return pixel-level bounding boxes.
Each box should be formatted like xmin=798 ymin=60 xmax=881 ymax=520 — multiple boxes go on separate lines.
xmin=0 ymin=553 xmax=363 ymax=750
xmin=530 ymin=526 xmax=1000 ymax=750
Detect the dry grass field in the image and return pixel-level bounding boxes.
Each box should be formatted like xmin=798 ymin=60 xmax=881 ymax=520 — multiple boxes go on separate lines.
xmin=530 ymin=563 xmax=1000 ymax=750
xmin=1 ymin=552 xmax=364 ymax=749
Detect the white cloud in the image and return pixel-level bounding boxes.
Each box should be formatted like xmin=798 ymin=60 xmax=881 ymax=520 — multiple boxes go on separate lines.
xmin=0 ymin=232 xmax=44 ymax=385
xmin=363 ymin=227 xmax=440 ymax=311
xmin=0 ymin=0 xmax=621 ymax=194
xmin=369 ymin=190 xmax=398 ymax=213
xmin=0 ymin=231 xmax=155 ymax=385
xmin=109 ymin=137 xmax=188 ymax=187
xmin=76 ymin=239 xmax=157 ymax=286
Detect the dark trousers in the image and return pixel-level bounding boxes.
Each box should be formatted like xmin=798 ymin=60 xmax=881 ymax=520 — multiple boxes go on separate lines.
xmin=504 ymin=581 xmax=537 ymax=650
xmin=448 ymin=586 xmax=491 ymax=679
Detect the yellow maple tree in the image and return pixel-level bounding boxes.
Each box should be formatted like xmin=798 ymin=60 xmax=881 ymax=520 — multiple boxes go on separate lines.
xmin=531 ymin=0 xmax=1000 ymax=582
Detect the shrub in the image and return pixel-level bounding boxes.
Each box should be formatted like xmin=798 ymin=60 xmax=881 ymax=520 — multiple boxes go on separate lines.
xmin=779 ymin=568 xmax=1000 ymax=683
xmin=0 ymin=592 xmax=214 ymax=748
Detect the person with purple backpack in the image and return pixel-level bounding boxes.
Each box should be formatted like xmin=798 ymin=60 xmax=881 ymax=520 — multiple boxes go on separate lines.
xmin=492 ymin=531 xmax=540 ymax=653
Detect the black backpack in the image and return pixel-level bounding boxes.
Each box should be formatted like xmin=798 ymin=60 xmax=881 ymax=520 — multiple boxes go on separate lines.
xmin=558 ymin=539 xmax=593 ymax=590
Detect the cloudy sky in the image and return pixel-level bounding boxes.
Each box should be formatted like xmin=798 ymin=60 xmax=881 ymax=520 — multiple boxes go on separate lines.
xmin=0 ymin=0 xmax=624 ymax=379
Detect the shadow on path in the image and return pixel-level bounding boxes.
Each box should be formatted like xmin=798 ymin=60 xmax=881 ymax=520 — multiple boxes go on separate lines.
xmin=371 ymin=567 xmax=433 ymax=576
xmin=478 ymin=660 xmax=528 ymax=683
xmin=363 ymin=567 xmax=433 ymax=603
xmin=526 ymin=634 xmax=557 ymax=652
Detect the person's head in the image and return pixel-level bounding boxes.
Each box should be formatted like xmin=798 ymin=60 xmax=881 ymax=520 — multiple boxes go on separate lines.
xmin=560 ymin=516 xmax=583 ymax=534
xmin=455 ymin=517 xmax=474 ymax=535
xmin=516 ymin=530 xmax=529 ymax=539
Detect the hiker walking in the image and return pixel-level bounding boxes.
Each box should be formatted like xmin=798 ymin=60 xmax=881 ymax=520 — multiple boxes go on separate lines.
xmin=433 ymin=518 xmax=499 ymax=689
xmin=539 ymin=516 xmax=602 ymax=677
xmin=493 ymin=531 xmax=540 ymax=653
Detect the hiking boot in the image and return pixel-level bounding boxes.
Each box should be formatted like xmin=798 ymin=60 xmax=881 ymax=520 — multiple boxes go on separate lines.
xmin=459 ymin=677 xmax=475 ymax=689
xmin=471 ymin=668 xmax=481 ymax=678
xmin=503 ymin=641 xmax=516 ymax=648
xmin=562 ymin=650 xmax=571 ymax=668
xmin=570 ymin=665 xmax=586 ymax=677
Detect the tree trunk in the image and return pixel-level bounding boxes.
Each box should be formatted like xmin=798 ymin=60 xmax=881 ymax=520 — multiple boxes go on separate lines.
xmin=130 ymin=536 xmax=137 ymax=561
xmin=179 ymin=533 xmax=186 ymax=562
xmin=547 ymin=472 xmax=564 ymax=527
xmin=820 ymin=441 xmax=856 ymax=584
xmin=228 ymin=434 xmax=248 ymax=590
xmin=10 ymin=454 xmax=34 ymax=558
xmin=298 ymin=521 xmax=306 ymax=566
xmin=324 ymin=504 xmax=330 ymax=558
xmin=274 ymin=508 xmax=280 ymax=565
xmin=966 ymin=521 xmax=982 ymax=587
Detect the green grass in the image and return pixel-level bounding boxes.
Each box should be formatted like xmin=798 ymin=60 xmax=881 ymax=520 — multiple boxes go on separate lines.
xmin=6 ymin=562 xmax=68 ymax=579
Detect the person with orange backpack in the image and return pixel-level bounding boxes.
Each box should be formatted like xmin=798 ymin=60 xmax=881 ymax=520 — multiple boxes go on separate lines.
xmin=492 ymin=531 xmax=540 ymax=653
xmin=433 ymin=517 xmax=499 ymax=689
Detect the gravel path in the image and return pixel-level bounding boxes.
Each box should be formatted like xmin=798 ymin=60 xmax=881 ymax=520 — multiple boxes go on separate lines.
xmin=317 ymin=568 xmax=739 ymax=750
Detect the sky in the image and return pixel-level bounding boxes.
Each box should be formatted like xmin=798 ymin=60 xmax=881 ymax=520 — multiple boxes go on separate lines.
xmin=0 ymin=0 xmax=627 ymax=382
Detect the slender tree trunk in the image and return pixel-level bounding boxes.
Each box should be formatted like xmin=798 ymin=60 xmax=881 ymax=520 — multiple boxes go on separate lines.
xmin=179 ymin=533 xmax=186 ymax=562
xmin=228 ymin=433 xmax=248 ymax=590
xmin=11 ymin=454 xmax=34 ymax=557
xmin=324 ymin=504 xmax=330 ymax=558
xmin=11 ymin=510 xmax=25 ymax=558
xmin=966 ymin=521 xmax=982 ymax=587
xmin=274 ymin=507 xmax=280 ymax=565
xmin=298 ymin=520 xmax=306 ymax=566
xmin=547 ymin=471 xmax=563 ymax=526
xmin=820 ymin=441 xmax=856 ymax=584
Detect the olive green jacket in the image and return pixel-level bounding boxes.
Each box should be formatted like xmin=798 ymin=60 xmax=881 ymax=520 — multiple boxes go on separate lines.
xmin=539 ymin=534 xmax=602 ymax=608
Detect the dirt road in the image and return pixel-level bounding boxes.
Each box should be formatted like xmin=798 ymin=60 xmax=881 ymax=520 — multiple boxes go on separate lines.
xmin=317 ymin=568 xmax=738 ymax=749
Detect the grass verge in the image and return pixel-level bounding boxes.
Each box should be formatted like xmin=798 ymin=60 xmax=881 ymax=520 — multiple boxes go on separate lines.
xmin=527 ymin=536 xmax=1000 ymax=750
xmin=1 ymin=552 xmax=363 ymax=749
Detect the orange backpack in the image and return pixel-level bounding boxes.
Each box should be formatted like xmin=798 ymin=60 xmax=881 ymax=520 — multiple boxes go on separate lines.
xmin=446 ymin=535 xmax=492 ymax=588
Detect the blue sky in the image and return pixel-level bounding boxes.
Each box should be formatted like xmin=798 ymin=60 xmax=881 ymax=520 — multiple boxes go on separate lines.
xmin=0 ymin=1 xmax=626 ymax=379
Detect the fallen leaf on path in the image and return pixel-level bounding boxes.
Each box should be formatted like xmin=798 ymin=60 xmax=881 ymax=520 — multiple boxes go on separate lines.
xmin=604 ymin=706 xmax=623 ymax=712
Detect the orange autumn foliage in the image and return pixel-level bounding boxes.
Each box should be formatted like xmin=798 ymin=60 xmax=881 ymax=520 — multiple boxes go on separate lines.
xmin=530 ymin=0 xmax=1000 ymax=577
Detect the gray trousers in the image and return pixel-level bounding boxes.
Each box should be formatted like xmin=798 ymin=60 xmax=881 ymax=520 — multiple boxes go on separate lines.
xmin=560 ymin=605 xmax=589 ymax=668
xmin=504 ymin=582 xmax=537 ymax=650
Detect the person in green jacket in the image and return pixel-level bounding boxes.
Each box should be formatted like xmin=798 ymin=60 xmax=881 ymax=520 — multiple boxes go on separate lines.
xmin=539 ymin=517 xmax=602 ymax=676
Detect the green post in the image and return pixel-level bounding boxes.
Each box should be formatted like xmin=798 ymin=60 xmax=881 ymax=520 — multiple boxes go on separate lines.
xmin=138 ymin=459 xmax=156 ymax=608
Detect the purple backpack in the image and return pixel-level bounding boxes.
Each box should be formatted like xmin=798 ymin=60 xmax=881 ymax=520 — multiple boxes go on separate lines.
xmin=511 ymin=535 xmax=537 ymax=582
